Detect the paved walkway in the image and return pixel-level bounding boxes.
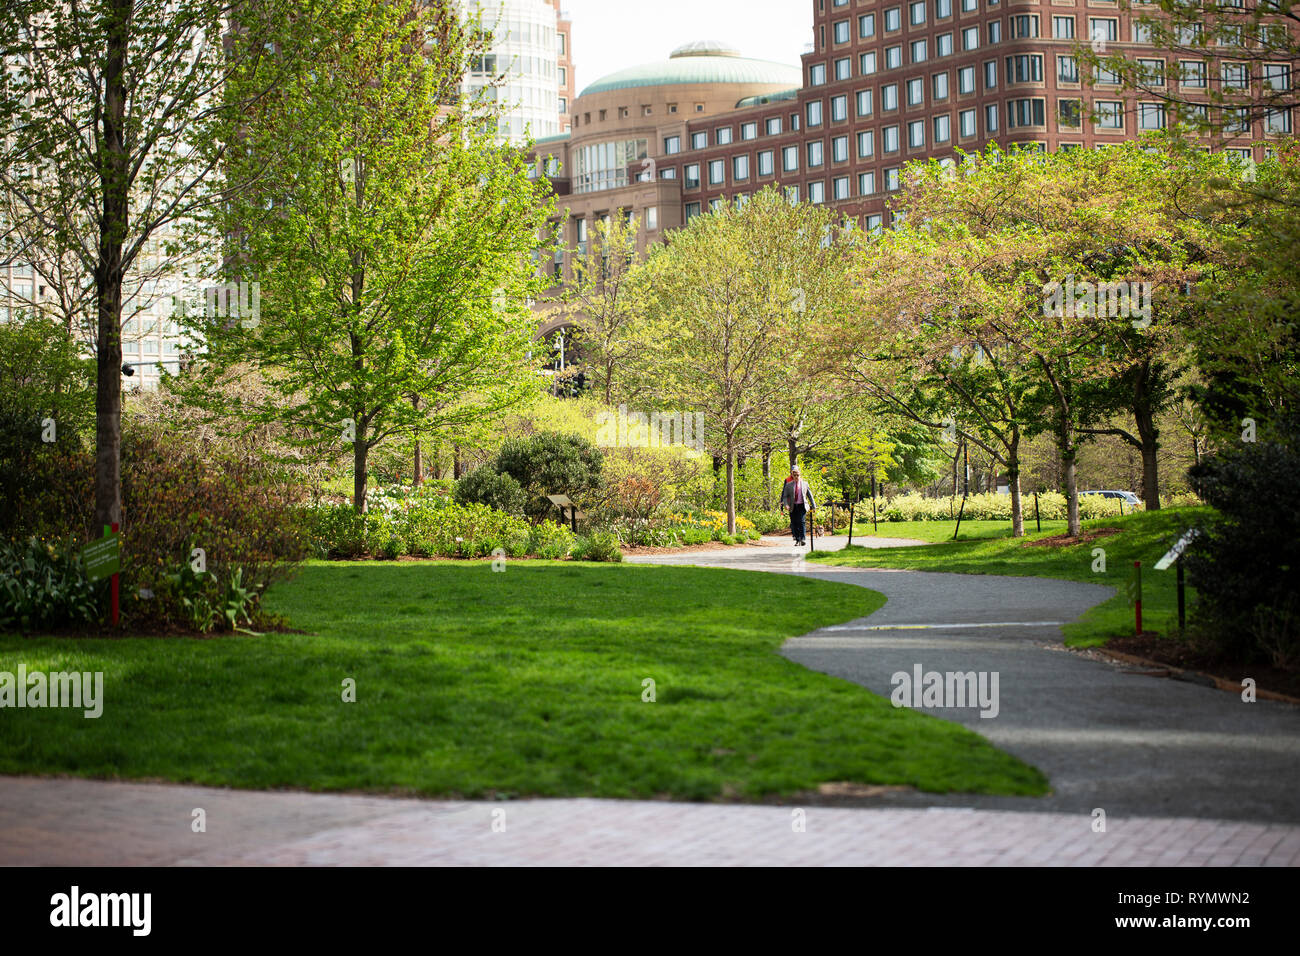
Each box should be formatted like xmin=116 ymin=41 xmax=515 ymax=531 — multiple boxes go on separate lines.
xmin=632 ymin=536 xmax=1300 ymax=824
xmin=3 ymin=776 xmax=1298 ymax=865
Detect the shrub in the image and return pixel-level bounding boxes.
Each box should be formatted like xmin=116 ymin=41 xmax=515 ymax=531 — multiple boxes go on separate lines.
xmin=741 ymin=510 xmax=790 ymax=535
xmin=1185 ymin=425 xmax=1299 ymax=668
xmin=528 ymin=521 xmax=576 ymax=559
xmin=308 ymin=505 xmax=368 ymax=558
xmin=495 ymin=431 xmax=603 ymax=521
xmin=573 ymin=529 xmax=623 ymax=562
xmin=454 ymin=467 xmax=529 ymax=517
xmin=0 ymin=537 xmax=102 ymax=633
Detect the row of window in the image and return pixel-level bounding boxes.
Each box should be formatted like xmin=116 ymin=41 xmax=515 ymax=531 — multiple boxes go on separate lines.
xmin=666 ymin=102 xmax=1293 ymax=189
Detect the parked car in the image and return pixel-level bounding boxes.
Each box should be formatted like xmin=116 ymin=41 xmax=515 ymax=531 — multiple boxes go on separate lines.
xmin=1080 ymin=489 xmax=1142 ymax=509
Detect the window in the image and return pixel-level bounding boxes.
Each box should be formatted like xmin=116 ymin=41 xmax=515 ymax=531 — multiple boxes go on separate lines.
xmin=1137 ymin=59 xmax=1165 ymax=88
xmin=933 ymin=72 xmax=949 ymax=100
xmin=1007 ymin=98 xmax=1045 ymax=128
xmin=766 ymin=116 xmax=783 ymax=135
xmin=685 ymin=163 xmax=701 ymax=188
xmin=785 ymin=185 xmax=800 ymax=203
xmin=886 ymin=46 xmax=903 ymax=70
xmin=1264 ymin=64 xmax=1290 ymax=92
xmin=985 ymin=103 xmax=999 ymax=133
xmin=934 ymin=114 xmax=951 ymax=143
xmin=758 ymin=149 xmax=775 ymax=176
xmin=959 ymin=108 xmax=977 ymax=137
xmin=716 ymin=126 xmax=733 ymax=145
xmin=807 ymin=100 xmax=824 ymax=126
xmin=866 ymin=213 xmax=883 ymax=233
xmin=646 ymin=207 xmax=658 ymax=231
xmin=1053 ymin=16 xmax=1074 ymax=40
xmin=858 ymin=171 xmax=876 ymax=195
xmin=1180 ymin=61 xmax=1207 ymax=89
xmin=659 ymin=166 xmax=677 ymax=180
xmin=1133 ymin=21 xmax=1152 ymax=43
xmin=741 ymin=122 xmax=758 ymax=140
xmin=832 ymin=135 xmax=849 ymax=162
xmin=1057 ymin=55 xmax=1079 ymax=84
xmin=961 ymin=0 xmax=976 ymax=10
xmin=962 ymin=26 xmax=978 ymax=51
xmin=834 ymin=19 xmax=851 ymax=44
xmin=936 ymin=0 xmax=952 ymax=18
xmin=1095 ymin=100 xmax=1124 ymax=129
xmin=708 ymin=159 xmax=725 ymax=184
xmin=908 ymin=119 xmax=925 ymax=147
xmin=810 ymin=63 xmax=827 ymax=86
xmin=691 ymin=131 xmax=707 ymax=150
xmin=1138 ymin=103 xmax=1165 ymax=130
xmin=1266 ymin=108 xmax=1293 ymax=135
xmin=984 ymin=60 xmax=998 ymax=90
xmin=1176 ymin=23 xmax=1203 ymax=46
xmin=831 ymin=94 xmax=848 ymax=121
xmin=883 ymin=83 xmax=899 ymax=110
xmin=937 ymin=33 xmax=953 ymax=57
xmin=885 ymin=168 xmax=901 ymax=192
xmin=1222 ymin=63 xmax=1248 ymax=91
xmin=860 ymin=51 xmax=878 ymax=75
xmin=885 ymin=6 xmax=902 ymax=32
xmin=1095 ymin=64 xmax=1121 ymax=85
xmin=733 ymin=155 xmax=750 ymax=180
xmin=859 ymin=13 xmax=876 ymax=38
xmin=857 ymin=130 xmax=875 ymax=157
xmin=1089 ymin=18 xmax=1118 ymax=44
xmin=1058 ymin=98 xmax=1082 ymax=128
xmin=809 ymin=180 xmax=826 ymax=204
xmin=988 ymin=21 xmax=1002 ymax=44
xmin=807 ymin=140 xmax=825 ymax=167
xmin=857 ymin=89 xmax=874 ymax=116
xmin=910 ymin=1 xmax=926 ymax=26
xmin=783 ymin=145 xmax=800 ymax=171
xmin=1223 ymin=107 xmax=1249 ymax=134
xmin=1006 ymin=55 xmax=1043 ymax=84
xmin=664 ymin=135 xmax=681 ymax=154
xmin=835 ymin=57 xmax=852 ymax=81
xmin=958 ymin=66 xmax=976 ymax=94
xmin=1010 ymin=15 xmax=1038 ymax=39
xmin=685 ymin=202 xmax=702 ymax=222
xmin=907 ymin=77 xmax=925 ymax=105
xmin=911 ymin=39 xmax=927 ymax=63
xmin=884 ymin=124 xmax=900 ymax=152
xmin=834 ymin=176 xmax=851 ymax=200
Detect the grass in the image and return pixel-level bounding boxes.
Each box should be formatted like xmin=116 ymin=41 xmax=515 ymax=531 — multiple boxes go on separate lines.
xmin=813 ymin=507 xmax=1210 ymax=648
xmin=849 ymin=518 xmax=1073 ymax=543
xmin=0 ymin=562 xmax=1047 ymax=800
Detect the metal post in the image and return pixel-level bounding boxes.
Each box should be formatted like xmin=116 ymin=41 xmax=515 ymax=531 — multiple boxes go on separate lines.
xmin=1034 ymin=491 xmax=1041 ymax=532
xmin=871 ymin=472 xmax=878 ymax=532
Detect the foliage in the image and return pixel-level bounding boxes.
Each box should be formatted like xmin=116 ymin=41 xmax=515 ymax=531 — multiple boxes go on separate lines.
xmin=572 ymin=530 xmax=624 ymax=563
xmin=1185 ymin=422 xmax=1300 ymax=668
xmin=0 ymin=537 xmax=102 ymax=633
xmin=454 ymin=468 xmax=529 ymax=517
xmin=494 ymin=431 xmax=604 ymax=521
xmin=878 ymin=492 xmax=1133 ymax=522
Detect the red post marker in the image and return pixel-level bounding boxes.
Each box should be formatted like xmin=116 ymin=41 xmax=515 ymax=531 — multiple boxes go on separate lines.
xmin=110 ymin=522 xmax=120 ymax=627
xmin=1133 ymin=560 xmax=1142 ymax=635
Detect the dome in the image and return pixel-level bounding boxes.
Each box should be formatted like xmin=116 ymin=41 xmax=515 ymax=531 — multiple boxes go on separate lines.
xmin=578 ymin=43 xmax=801 ymax=98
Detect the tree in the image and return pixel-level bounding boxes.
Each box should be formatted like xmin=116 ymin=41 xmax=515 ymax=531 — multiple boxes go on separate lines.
xmin=181 ymin=0 xmax=556 ymax=512
xmin=0 ymin=1 xmax=299 ymax=530
xmin=642 ymin=187 xmax=858 ymax=533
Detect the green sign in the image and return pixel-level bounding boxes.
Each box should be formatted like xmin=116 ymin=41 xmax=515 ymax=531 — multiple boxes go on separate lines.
xmin=84 ymin=532 xmax=121 ymax=582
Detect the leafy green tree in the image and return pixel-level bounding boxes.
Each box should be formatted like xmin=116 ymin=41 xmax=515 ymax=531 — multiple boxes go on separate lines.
xmin=494 ymin=431 xmax=603 ymax=521
xmin=181 ymin=0 xmax=556 ymax=513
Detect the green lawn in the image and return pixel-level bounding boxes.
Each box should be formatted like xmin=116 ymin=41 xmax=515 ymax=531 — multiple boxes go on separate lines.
xmin=0 ymin=562 xmax=1047 ymax=800
xmin=850 ymin=518 xmax=1073 ymax=543
xmin=815 ymin=507 xmax=1209 ymax=647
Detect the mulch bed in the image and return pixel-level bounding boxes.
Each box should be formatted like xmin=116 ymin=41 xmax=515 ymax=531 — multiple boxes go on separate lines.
xmin=620 ymin=538 xmax=778 ymax=556
xmin=1022 ymin=526 xmax=1124 ymax=548
xmin=1102 ymin=632 xmax=1300 ymax=701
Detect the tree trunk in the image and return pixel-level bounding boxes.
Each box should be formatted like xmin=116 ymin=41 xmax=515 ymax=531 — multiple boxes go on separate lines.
xmin=1008 ymin=431 xmax=1024 ymax=537
xmin=761 ymin=444 xmax=771 ymax=510
xmin=1062 ymin=427 xmax=1080 ymax=537
xmin=412 ymin=395 xmax=423 ymax=486
xmin=353 ymin=431 xmax=369 ymax=514
xmin=453 ymin=444 xmax=462 ymax=479
xmin=93 ymin=0 xmax=130 ymax=532
xmin=787 ymin=436 xmax=798 ymax=469
xmin=725 ymin=443 xmax=737 ymax=534
xmin=1134 ymin=400 xmax=1161 ymax=511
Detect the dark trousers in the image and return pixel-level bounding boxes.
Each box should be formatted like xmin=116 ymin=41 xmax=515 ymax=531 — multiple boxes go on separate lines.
xmin=790 ymin=503 xmax=807 ymax=542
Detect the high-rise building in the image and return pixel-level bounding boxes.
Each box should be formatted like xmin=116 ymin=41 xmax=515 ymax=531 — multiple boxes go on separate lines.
xmin=464 ymin=0 xmax=573 ymax=143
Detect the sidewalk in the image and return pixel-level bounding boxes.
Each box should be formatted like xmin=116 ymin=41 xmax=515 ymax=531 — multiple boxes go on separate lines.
xmin=3 ymin=776 xmax=1298 ymax=866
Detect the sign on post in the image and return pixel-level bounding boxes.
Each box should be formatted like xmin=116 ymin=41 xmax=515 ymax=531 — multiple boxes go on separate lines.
xmin=83 ymin=529 xmax=121 ymax=582
xmin=1154 ymin=529 xmax=1200 ymax=571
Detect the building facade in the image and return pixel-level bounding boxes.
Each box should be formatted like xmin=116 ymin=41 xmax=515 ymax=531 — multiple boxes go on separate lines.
xmin=465 ymin=0 xmax=573 ymax=143
xmin=531 ymin=0 xmax=1295 ymax=294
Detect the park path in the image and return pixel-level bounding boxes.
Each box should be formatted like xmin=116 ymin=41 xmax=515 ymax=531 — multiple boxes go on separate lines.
xmin=631 ymin=535 xmax=1300 ymax=824
xmin=3 ymin=533 xmax=1299 ymax=866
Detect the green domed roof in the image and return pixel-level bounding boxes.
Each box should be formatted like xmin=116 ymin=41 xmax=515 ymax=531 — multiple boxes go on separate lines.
xmin=579 ymin=43 xmax=801 ymax=98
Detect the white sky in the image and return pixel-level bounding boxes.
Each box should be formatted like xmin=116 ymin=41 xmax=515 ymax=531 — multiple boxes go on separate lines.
xmin=560 ymin=0 xmax=811 ymax=96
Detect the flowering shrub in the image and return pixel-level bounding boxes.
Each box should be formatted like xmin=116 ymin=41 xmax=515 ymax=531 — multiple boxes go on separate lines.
xmin=877 ymin=492 xmax=1136 ymax=522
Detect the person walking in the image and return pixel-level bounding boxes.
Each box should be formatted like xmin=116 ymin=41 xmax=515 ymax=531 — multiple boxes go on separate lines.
xmin=779 ymin=464 xmax=816 ymax=546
